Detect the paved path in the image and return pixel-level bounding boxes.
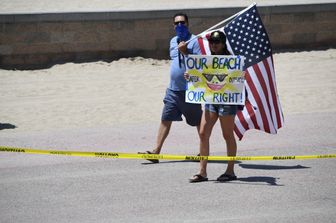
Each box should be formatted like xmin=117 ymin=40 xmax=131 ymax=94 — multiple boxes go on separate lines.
xmin=1 ymin=112 xmax=335 ymax=222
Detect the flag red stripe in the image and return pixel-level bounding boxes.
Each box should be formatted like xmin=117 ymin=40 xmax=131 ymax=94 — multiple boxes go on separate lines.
xmin=198 ymin=37 xmax=207 ymax=55
xmin=253 ymin=63 xmax=274 ymax=131
xmin=262 ymin=59 xmax=282 ymax=128
xmin=246 ymin=68 xmax=271 ymax=133
xmin=244 ymin=99 xmax=260 ymax=130
xmin=236 ymin=111 xmax=249 ymax=130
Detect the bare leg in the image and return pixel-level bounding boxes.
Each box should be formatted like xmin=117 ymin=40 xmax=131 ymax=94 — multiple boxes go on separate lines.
xmin=219 ymin=115 xmax=237 ymax=175
xmin=152 ymin=120 xmax=172 ymax=154
xmin=197 ymin=111 xmax=218 ymax=177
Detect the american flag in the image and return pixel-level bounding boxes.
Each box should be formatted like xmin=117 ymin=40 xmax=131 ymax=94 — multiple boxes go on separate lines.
xmin=197 ymin=4 xmax=284 ymax=139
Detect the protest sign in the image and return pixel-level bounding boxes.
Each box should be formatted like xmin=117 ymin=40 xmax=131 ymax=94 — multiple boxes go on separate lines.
xmin=185 ymin=55 xmax=245 ymax=105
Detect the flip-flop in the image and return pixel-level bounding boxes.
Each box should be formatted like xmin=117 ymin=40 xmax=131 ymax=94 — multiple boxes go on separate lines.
xmin=216 ymin=173 xmax=237 ymax=182
xmin=189 ymin=174 xmax=208 ymax=183
xmin=138 ymin=151 xmax=159 ymax=163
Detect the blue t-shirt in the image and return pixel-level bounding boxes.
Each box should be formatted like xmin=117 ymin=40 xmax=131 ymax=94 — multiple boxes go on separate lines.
xmin=168 ymin=35 xmax=201 ymax=91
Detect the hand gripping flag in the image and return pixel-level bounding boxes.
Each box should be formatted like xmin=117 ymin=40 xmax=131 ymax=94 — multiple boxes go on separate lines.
xmin=197 ymin=4 xmax=284 ymax=139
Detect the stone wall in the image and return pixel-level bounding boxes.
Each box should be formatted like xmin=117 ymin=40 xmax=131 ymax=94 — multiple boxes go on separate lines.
xmin=0 ymin=3 xmax=335 ymax=69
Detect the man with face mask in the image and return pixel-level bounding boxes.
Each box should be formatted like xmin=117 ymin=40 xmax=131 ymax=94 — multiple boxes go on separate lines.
xmin=139 ymin=13 xmax=202 ymax=163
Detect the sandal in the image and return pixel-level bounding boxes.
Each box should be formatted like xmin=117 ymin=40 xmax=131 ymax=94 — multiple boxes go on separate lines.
xmin=138 ymin=151 xmax=159 ymax=163
xmin=217 ymin=173 xmax=237 ymax=182
xmin=189 ymin=174 xmax=208 ymax=183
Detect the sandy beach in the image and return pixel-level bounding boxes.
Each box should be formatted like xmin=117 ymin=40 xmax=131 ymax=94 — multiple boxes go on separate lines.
xmin=1 ymin=49 xmax=336 ymax=133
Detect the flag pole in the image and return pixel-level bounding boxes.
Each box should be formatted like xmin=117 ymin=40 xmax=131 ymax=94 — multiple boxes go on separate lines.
xmin=199 ymin=2 xmax=257 ymax=35
xmin=183 ymin=2 xmax=257 ymax=45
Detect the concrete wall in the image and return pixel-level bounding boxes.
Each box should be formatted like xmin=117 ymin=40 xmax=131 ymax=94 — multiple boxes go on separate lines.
xmin=0 ymin=3 xmax=335 ymax=69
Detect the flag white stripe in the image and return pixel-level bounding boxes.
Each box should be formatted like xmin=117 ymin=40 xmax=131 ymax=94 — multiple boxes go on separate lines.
xmin=244 ymin=76 xmax=265 ymax=131
xmin=236 ymin=105 xmax=256 ymax=131
xmin=257 ymin=61 xmax=278 ymax=132
xmin=236 ymin=101 xmax=267 ymax=136
xmin=244 ymin=107 xmax=256 ymax=130
xmin=267 ymin=57 xmax=284 ymax=128
xmin=234 ymin=117 xmax=246 ymax=135
xmin=248 ymin=63 xmax=277 ymax=133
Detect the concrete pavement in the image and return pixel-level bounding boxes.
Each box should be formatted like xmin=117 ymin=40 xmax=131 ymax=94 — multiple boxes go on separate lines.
xmin=1 ymin=112 xmax=335 ymax=222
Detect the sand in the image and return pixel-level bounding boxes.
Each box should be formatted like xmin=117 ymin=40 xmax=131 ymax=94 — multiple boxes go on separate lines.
xmin=1 ymin=49 xmax=336 ymax=133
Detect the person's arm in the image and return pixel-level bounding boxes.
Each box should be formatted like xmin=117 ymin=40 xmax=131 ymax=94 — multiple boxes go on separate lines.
xmin=185 ymin=35 xmax=202 ymax=56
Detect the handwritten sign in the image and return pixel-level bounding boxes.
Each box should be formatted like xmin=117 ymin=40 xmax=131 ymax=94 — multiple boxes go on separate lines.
xmin=185 ymin=55 xmax=246 ymax=105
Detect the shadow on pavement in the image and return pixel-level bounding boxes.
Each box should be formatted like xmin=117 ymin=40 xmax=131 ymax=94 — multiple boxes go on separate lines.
xmin=239 ymin=164 xmax=310 ymax=170
xmin=0 ymin=123 xmax=16 ymax=130
xmin=141 ymin=160 xmax=243 ymax=165
xmin=214 ymin=176 xmax=283 ymax=186
xmin=237 ymin=176 xmax=282 ymax=186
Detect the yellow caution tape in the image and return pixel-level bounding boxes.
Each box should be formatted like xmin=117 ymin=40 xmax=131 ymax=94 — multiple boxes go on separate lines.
xmin=1 ymin=146 xmax=335 ymax=161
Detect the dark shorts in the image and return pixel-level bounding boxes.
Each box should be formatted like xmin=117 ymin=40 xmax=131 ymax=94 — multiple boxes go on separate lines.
xmin=161 ymin=88 xmax=202 ymax=126
xmin=205 ymin=104 xmax=238 ymax=116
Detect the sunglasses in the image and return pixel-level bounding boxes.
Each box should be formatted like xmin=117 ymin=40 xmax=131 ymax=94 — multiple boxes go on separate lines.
xmin=174 ymin=20 xmax=186 ymax=25
xmin=203 ymin=73 xmax=227 ymax=82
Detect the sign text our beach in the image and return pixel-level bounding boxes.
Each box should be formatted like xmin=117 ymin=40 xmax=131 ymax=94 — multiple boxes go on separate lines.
xmin=185 ymin=55 xmax=246 ymax=105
